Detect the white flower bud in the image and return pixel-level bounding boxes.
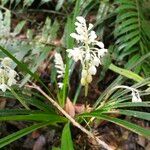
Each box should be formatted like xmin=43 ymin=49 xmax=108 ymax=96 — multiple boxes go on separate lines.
xmin=81 ymin=70 xmax=87 ymax=78
xmin=81 ymin=77 xmax=86 ymax=86
xmin=93 ymin=57 xmax=100 ymax=67
xmin=88 ymin=65 xmax=97 ymax=75
xmin=85 ymin=53 xmax=91 ymax=61
xmin=86 ymin=74 xmax=92 ymax=83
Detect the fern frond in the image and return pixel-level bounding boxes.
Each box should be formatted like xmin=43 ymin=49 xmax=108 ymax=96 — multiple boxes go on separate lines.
xmin=114 ymin=0 xmax=150 ymax=76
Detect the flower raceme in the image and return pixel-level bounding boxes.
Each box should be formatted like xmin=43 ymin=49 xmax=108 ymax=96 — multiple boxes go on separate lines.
xmin=54 ymin=52 xmax=65 ymax=89
xmin=0 ymin=57 xmax=17 ymax=92
xmin=67 ymin=16 xmax=107 ymax=87
xmin=112 ymin=85 xmax=142 ymax=102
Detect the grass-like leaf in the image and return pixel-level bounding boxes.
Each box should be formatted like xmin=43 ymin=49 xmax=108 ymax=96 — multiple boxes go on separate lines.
xmin=61 ymin=123 xmax=74 ymax=150
xmin=0 ymin=122 xmax=51 ymax=148
xmin=80 ymin=113 xmax=150 ymax=138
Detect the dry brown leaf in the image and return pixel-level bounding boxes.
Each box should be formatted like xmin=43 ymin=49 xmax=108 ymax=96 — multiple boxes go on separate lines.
xmin=74 ymin=104 xmax=85 ymax=114
xmin=64 ymin=98 xmax=75 ymax=117
xmin=137 ymin=135 xmax=146 ymax=147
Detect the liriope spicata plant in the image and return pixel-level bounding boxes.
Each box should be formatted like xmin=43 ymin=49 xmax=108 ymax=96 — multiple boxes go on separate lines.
xmin=54 ymin=16 xmax=150 ymax=140
xmin=0 ymin=12 xmax=150 ymax=150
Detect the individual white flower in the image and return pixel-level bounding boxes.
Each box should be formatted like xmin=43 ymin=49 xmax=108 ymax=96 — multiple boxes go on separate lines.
xmin=76 ymin=16 xmax=86 ymax=24
xmin=88 ymin=23 xmax=94 ymax=31
xmin=88 ymin=65 xmax=97 ymax=75
xmin=1 ymin=57 xmax=12 ymax=67
xmin=131 ymin=91 xmax=142 ymax=102
xmin=67 ymin=48 xmax=83 ymax=62
xmin=67 ymin=16 xmax=108 ymax=88
xmin=93 ymin=57 xmax=100 ymax=67
xmin=58 ymin=82 xmax=63 ymax=89
xmin=98 ymin=48 xmax=108 ymax=58
xmin=0 ymin=83 xmax=8 ymax=92
xmin=54 ymin=52 xmax=66 ymax=89
xmin=85 ymin=52 xmax=91 ymax=61
xmin=7 ymin=69 xmax=17 ymax=86
xmin=94 ymin=41 xmax=104 ymax=48
xmin=88 ymin=31 xmax=97 ymax=43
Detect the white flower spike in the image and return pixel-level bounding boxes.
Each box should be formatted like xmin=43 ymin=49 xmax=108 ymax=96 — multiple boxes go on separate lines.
xmin=0 ymin=57 xmax=17 ymax=92
xmin=54 ymin=52 xmax=66 ymax=89
xmin=66 ymin=16 xmax=108 ymax=95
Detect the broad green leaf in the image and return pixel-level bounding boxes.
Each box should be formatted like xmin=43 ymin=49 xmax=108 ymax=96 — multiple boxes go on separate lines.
xmin=109 ymin=63 xmax=144 ymax=82
xmin=3 ymin=10 xmax=11 ymax=33
xmin=117 ymin=18 xmax=138 ymax=30
xmin=116 ymin=4 xmax=136 ymax=12
xmin=117 ymin=0 xmax=136 ymax=5
xmin=116 ymin=30 xmax=139 ymax=44
xmin=123 ymin=36 xmax=140 ymax=52
xmin=115 ymin=24 xmax=139 ymax=37
xmin=116 ymin=12 xmax=137 ymax=23
xmin=61 ymin=123 xmax=74 ymax=150
xmin=13 ymin=21 xmax=26 ymax=36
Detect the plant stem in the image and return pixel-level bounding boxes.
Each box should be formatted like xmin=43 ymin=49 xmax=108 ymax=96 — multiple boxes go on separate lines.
xmin=27 ymin=83 xmax=112 ymax=150
xmin=85 ymin=84 xmax=88 ymax=97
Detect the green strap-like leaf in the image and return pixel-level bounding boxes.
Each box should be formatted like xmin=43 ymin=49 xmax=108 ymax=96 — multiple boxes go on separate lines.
xmin=0 ymin=122 xmax=51 ymax=148
xmin=0 ymin=113 xmax=67 ymax=122
xmin=105 ymin=109 xmax=150 ymax=121
xmin=112 ymin=102 xmax=150 ymax=108
xmin=0 ymin=109 xmax=43 ymax=116
xmin=61 ymin=122 xmax=74 ymax=150
xmin=109 ymin=63 xmax=144 ymax=82
xmin=81 ymin=113 xmax=150 ymax=138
